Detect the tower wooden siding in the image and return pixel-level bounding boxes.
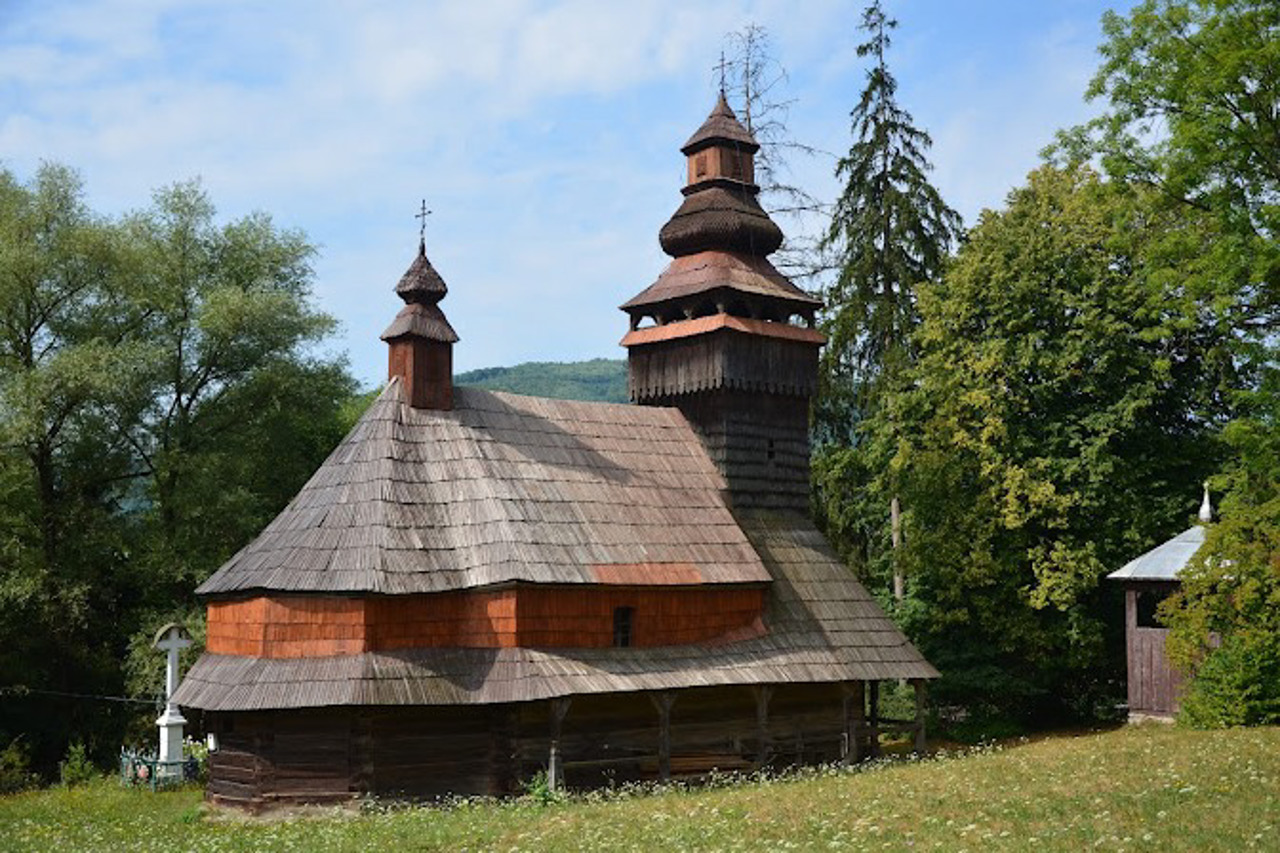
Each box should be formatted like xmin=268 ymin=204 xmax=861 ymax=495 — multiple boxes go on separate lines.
xmin=622 ymin=92 xmax=823 ymax=512
xmin=646 ymin=389 xmax=811 ymax=512
xmin=688 ymin=146 xmax=753 ymax=186
xmin=387 ymin=337 xmax=453 ymax=411
xmin=205 ymin=586 xmax=766 ymax=657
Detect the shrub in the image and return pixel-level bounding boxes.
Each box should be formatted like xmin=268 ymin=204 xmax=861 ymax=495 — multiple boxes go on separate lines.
xmin=184 ymin=736 xmax=209 ymax=783
xmin=1179 ymin=631 xmax=1280 ymax=729
xmin=520 ymin=769 xmax=565 ymax=806
xmin=58 ymin=741 xmax=98 ymax=787
xmin=0 ymin=738 xmax=38 ymax=794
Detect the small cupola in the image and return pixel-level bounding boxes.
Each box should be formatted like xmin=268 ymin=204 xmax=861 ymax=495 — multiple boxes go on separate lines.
xmin=681 ymin=90 xmax=759 ymax=187
xmin=658 ymin=92 xmax=783 ymax=259
xmin=380 ymin=234 xmax=458 ymax=410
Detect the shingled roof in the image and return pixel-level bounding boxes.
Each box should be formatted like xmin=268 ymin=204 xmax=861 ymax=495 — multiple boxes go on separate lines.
xmin=395 ymin=239 xmax=448 ymax=304
xmin=621 ymin=251 xmax=821 ymax=312
xmin=658 ymin=185 xmax=783 ymax=257
xmin=682 ymin=90 xmax=758 ymax=154
xmin=196 ymin=380 xmax=772 ymax=596
xmin=177 ymin=509 xmax=937 ymax=710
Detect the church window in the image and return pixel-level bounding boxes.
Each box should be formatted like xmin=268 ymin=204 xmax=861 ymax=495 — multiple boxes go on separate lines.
xmin=613 ymin=607 xmax=635 ymax=647
xmin=695 ymin=154 xmax=708 ymax=178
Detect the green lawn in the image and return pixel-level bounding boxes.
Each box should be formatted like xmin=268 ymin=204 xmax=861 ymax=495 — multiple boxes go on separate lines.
xmin=2 ymin=725 xmax=1277 ymax=852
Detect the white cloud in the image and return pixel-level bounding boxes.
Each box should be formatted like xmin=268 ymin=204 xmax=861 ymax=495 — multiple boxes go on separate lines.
xmin=0 ymin=0 xmax=1132 ymax=384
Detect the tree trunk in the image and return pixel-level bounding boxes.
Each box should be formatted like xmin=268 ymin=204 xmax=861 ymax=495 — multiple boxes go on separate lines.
xmin=891 ymin=494 xmax=903 ymax=600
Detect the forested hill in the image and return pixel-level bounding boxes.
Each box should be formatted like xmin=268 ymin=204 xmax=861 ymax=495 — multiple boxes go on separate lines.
xmin=456 ymin=358 xmax=627 ymax=403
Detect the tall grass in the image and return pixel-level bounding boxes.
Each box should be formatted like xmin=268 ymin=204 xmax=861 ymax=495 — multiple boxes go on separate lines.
xmin=1 ymin=725 xmax=1275 ymax=851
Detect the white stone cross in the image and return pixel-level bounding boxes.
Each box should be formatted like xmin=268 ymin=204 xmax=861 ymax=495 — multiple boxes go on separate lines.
xmin=153 ymin=623 xmax=193 ymax=771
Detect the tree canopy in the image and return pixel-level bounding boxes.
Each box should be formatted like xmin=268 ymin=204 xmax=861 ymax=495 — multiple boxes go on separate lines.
xmin=0 ymin=164 xmax=357 ymax=777
xmin=827 ymin=164 xmax=1229 ymax=723
xmin=1053 ymin=0 xmax=1280 ymax=726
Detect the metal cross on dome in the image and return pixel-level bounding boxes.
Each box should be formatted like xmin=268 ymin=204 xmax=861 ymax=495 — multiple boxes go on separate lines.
xmin=415 ymin=199 xmax=432 ymax=242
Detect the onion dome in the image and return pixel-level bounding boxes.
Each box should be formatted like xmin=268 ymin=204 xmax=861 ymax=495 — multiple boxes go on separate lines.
xmin=659 ymin=185 xmax=783 ymax=257
xmin=395 ymin=238 xmax=448 ymax=304
xmin=381 ymin=239 xmax=458 ymax=344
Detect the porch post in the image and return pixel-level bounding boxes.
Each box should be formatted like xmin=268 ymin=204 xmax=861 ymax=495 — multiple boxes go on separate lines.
xmin=650 ymin=691 xmax=675 ymax=782
xmin=841 ymin=681 xmax=866 ymax=764
xmin=548 ymin=697 xmax=571 ymax=793
xmin=912 ymin=679 xmax=928 ymax=755
xmin=751 ymin=685 xmax=774 ymax=769
xmin=868 ymin=680 xmax=881 ymax=759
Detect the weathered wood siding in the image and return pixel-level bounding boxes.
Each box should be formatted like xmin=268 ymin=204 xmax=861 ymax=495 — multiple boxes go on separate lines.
xmin=1124 ymin=585 xmax=1185 ymax=717
xmin=664 ymin=388 xmax=812 ymax=512
xmin=207 ymin=706 xmax=509 ymax=809
xmin=387 ymin=337 xmax=452 ymax=410
xmin=207 ymin=586 xmax=766 ymax=658
xmin=205 ymin=683 xmax=860 ymax=809
xmin=628 ymin=328 xmax=819 ymax=402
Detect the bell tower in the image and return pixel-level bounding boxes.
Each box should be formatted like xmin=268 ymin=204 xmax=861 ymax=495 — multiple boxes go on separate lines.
xmin=621 ymin=92 xmax=824 ymax=512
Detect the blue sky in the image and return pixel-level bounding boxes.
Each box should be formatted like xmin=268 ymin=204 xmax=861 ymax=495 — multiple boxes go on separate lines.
xmin=1 ymin=0 xmax=1135 ymax=384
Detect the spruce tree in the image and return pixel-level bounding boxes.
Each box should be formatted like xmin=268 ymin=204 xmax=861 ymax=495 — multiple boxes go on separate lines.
xmin=820 ymin=1 xmax=962 ymax=409
xmin=814 ymin=2 xmax=962 ymax=602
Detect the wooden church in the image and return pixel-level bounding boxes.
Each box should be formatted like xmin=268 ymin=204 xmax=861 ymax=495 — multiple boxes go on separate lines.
xmin=173 ymin=92 xmax=937 ymax=809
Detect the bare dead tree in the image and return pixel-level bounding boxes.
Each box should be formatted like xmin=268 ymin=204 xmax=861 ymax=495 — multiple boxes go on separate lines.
xmin=721 ymin=24 xmax=833 ymax=282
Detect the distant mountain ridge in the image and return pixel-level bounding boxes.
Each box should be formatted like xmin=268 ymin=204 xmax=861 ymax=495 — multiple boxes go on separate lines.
xmin=455 ymin=358 xmax=627 ymax=403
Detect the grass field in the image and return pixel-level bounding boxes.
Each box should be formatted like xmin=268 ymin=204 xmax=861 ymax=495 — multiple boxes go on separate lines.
xmin=1 ymin=724 xmax=1276 ymax=852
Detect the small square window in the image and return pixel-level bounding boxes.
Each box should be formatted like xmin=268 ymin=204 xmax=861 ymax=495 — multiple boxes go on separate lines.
xmin=1136 ymin=589 xmax=1171 ymax=628
xmin=613 ymin=606 xmax=634 ymax=648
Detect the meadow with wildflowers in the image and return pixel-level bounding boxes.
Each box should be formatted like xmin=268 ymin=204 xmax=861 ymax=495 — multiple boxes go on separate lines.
xmin=1 ymin=724 xmax=1275 ymax=852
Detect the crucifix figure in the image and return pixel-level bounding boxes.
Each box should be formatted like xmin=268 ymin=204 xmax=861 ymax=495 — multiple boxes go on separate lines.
xmin=415 ymin=199 xmax=432 ymax=243
xmin=153 ymin=623 xmax=193 ymax=774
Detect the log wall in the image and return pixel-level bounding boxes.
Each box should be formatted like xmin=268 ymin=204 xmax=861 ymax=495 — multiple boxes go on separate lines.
xmin=204 ymin=682 xmax=858 ymax=809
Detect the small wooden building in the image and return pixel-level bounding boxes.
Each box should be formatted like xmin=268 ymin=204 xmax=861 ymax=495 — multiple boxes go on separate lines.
xmin=1108 ymin=490 xmax=1211 ymax=720
xmin=174 ymin=92 xmax=937 ymax=809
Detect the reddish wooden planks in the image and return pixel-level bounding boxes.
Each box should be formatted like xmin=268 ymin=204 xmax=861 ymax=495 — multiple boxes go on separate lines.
xmin=205 ymin=585 xmax=767 ymax=658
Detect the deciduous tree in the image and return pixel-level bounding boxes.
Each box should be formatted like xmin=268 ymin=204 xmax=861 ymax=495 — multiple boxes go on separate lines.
xmin=1053 ymin=0 xmax=1280 ymax=725
xmin=0 ymin=165 xmax=357 ymax=776
xmin=885 ymin=165 xmax=1228 ymax=724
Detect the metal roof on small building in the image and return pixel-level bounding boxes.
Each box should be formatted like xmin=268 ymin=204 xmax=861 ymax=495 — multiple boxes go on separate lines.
xmin=1107 ymin=526 xmax=1206 ymax=582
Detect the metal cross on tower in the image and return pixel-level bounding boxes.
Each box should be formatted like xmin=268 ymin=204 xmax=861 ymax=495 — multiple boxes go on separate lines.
xmin=714 ymin=51 xmax=729 ymax=94
xmin=415 ymin=199 xmax=432 ymax=242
